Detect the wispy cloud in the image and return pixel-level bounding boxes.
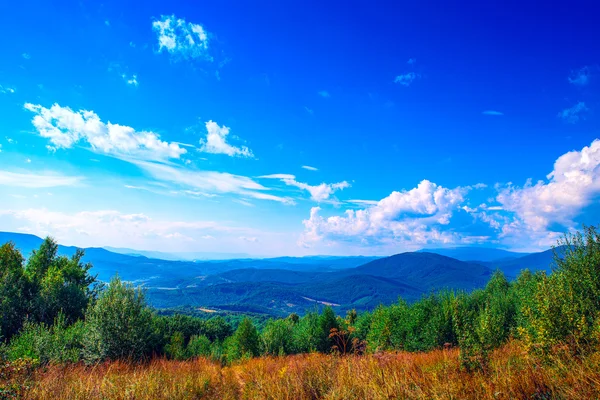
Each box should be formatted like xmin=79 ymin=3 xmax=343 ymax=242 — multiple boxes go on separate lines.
xmin=22 ymin=53 xmax=30 ymax=60
xmin=0 ymin=170 xmax=82 ymax=188
xmin=346 ymin=199 xmax=378 ymax=206
xmin=558 ymin=102 xmax=588 ymax=124
xmin=394 ymin=72 xmax=419 ymax=86
xmin=24 ymin=102 xmax=186 ymax=161
xmin=482 ymin=110 xmax=504 ymax=116
xmin=318 ymin=90 xmax=330 ymax=98
xmin=198 ymin=120 xmax=253 ymax=158
xmin=259 ymin=174 xmax=349 ymax=202
xmin=301 ymin=165 xmax=318 ymax=171
xmin=152 ymin=14 xmax=212 ymax=61
xmin=0 ymin=208 xmax=258 ymax=252
xmin=134 ymin=161 xmax=294 ymax=204
xmin=568 ymin=66 xmax=592 ymax=86
xmin=304 ymin=106 xmax=314 ymax=115
xmin=407 ymin=58 xmax=416 ymax=65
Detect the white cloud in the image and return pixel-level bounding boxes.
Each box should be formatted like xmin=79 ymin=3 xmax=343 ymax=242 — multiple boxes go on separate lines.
xmin=394 ymin=72 xmax=419 ymax=86
xmin=198 ymin=120 xmax=253 ymax=157
xmin=239 ymin=236 xmax=258 ymax=242
xmin=346 ymin=199 xmax=378 ymax=206
xmin=233 ymin=199 xmax=254 ymax=207
xmin=482 ymin=110 xmax=504 ymax=116
xmin=122 ymin=73 xmax=138 ymax=87
xmin=259 ymin=174 xmax=349 ymax=202
xmin=558 ymin=102 xmax=588 ymax=124
xmin=318 ymin=91 xmax=330 ymax=98
xmin=497 ymin=139 xmax=600 ymax=234
xmin=0 ymin=144 xmax=2 ymax=153
xmin=0 ymin=208 xmax=253 ymax=250
xmin=22 ymin=53 xmax=30 ymax=60
xmin=568 ymin=66 xmax=591 ymax=86
xmin=0 ymin=170 xmax=82 ymax=188
xmin=134 ymin=161 xmax=294 ymax=204
xmin=407 ymin=58 xmax=416 ymax=65
xmin=0 ymin=85 xmax=15 ymax=94
xmin=301 ymin=165 xmax=318 ymax=171
xmin=24 ymin=103 xmax=186 ymax=161
xmin=25 ymin=158 xmax=31 ymax=163
xmin=152 ymin=15 xmax=211 ymax=61
xmin=299 ymin=180 xmax=469 ymax=248
xmin=304 ymin=106 xmax=314 ymax=115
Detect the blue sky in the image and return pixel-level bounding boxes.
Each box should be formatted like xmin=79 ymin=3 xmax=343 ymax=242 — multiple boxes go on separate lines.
xmin=0 ymin=0 xmax=599 ymax=256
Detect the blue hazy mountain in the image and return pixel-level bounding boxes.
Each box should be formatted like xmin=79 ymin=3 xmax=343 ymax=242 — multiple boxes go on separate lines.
xmin=1 ymin=231 xmax=561 ymax=315
xmin=419 ymin=247 xmax=530 ymax=262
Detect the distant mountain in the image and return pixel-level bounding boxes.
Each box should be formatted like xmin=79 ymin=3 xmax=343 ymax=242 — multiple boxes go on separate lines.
xmin=1 ymin=231 xmax=561 ymax=316
xmin=419 ymin=247 xmax=530 ymax=262
xmin=483 ymin=246 xmax=567 ymax=277
xmin=103 ymin=247 xmax=255 ymax=261
xmin=149 ymin=252 xmax=495 ymax=315
xmin=351 ymin=252 xmax=492 ymax=291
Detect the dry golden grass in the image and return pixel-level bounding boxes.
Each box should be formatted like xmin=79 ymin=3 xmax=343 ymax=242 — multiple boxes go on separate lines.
xmin=10 ymin=341 xmax=600 ymax=399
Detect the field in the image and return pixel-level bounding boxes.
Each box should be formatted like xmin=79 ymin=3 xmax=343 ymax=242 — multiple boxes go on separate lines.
xmin=5 ymin=341 xmax=600 ymax=399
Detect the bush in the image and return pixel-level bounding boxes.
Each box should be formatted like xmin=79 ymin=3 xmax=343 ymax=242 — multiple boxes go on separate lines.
xmin=83 ymin=276 xmax=155 ymax=363
xmin=6 ymin=314 xmax=85 ymax=364
xmin=186 ymin=335 xmax=212 ymax=358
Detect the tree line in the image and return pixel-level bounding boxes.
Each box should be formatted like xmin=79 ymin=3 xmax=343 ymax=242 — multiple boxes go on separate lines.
xmin=1 ymin=226 xmax=599 ymax=370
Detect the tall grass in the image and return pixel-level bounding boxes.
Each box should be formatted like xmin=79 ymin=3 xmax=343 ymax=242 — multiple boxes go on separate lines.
xmin=7 ymin=340 xmax=600 ymax=399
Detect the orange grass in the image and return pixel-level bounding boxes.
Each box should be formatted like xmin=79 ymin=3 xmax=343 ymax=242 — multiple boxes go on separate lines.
xmin=9 ymin=341 xmax=600 ymax=399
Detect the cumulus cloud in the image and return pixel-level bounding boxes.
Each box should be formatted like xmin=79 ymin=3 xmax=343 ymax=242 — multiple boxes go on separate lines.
xmin=558 ymin=102 xmax=588 ymax=124
xmin=198 ymin=120 xmax=253 ymax=157
xmin=497 ymin=139 xmax=600 ymax=234
xmin=24 ymin=103 xmax=186 ymax=161
xmin=568 ymin=66 xmax=591 ymax=86
xmin=0 ymin=170 xmax=82 ymax=188
xmin=301 ymin=165 xmax=318 ymax=171
xmin=299 ymin=180 xmax=469 ymax=248
xmin=152 ymin=15 xmax=211 ymax=61
xmin=394 ymin=72 xmax=419 ymax=86
xmin=259 ymin=174 xmax=349 ymax=202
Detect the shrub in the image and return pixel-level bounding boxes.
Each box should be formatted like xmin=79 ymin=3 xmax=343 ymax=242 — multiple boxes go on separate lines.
xmin=83 ymin=276 xmax=155 ymax=363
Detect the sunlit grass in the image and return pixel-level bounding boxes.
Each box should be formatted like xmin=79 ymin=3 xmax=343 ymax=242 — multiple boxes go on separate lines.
xmin=6 ymin=340 xmax=600 ymax=399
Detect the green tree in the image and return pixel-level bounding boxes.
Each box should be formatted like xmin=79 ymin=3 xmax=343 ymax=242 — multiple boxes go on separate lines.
xmin=0 ymin=243 xmax=29 ymax=341
xmin=318 ymin=306 xmax=339 ymax=352
xmin=229 ymin=317 xmax=260 ymax=359
xmin=25 ymin=238 xmax=97 ymax=326
xmin=83 ymin=276 xmax=154 ymax=363
xmin=262 ymin=318 xmax=294 ymax=356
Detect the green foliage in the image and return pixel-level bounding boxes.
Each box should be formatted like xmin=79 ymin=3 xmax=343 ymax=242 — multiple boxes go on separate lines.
xmin=519 ymin=226 xmax=600 ymax=355
xmin=318 ymin=306 xmax=339 ymax=352
xmin=83 ymin=276 xmax=155 ymax=363
xmin=186 ymin=335 xmax=212 ymax=358
xmin=227 ymin=318 xmax=260 ymax=361
xmin=261 ymin=318 xmax=294 ymax=356
xmin=6 ymin=314 xmax=85 ymax=364
xmin=0 ymin=243 xmax=29 ymax=341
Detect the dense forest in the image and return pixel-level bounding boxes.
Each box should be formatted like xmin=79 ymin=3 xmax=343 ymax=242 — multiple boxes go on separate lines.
xmin=1 ymin=226 xmax=600 ymax=398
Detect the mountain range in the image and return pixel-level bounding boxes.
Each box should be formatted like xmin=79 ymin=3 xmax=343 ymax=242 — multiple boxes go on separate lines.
xmin=0 ymin=231 xmax=561 ymax=316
